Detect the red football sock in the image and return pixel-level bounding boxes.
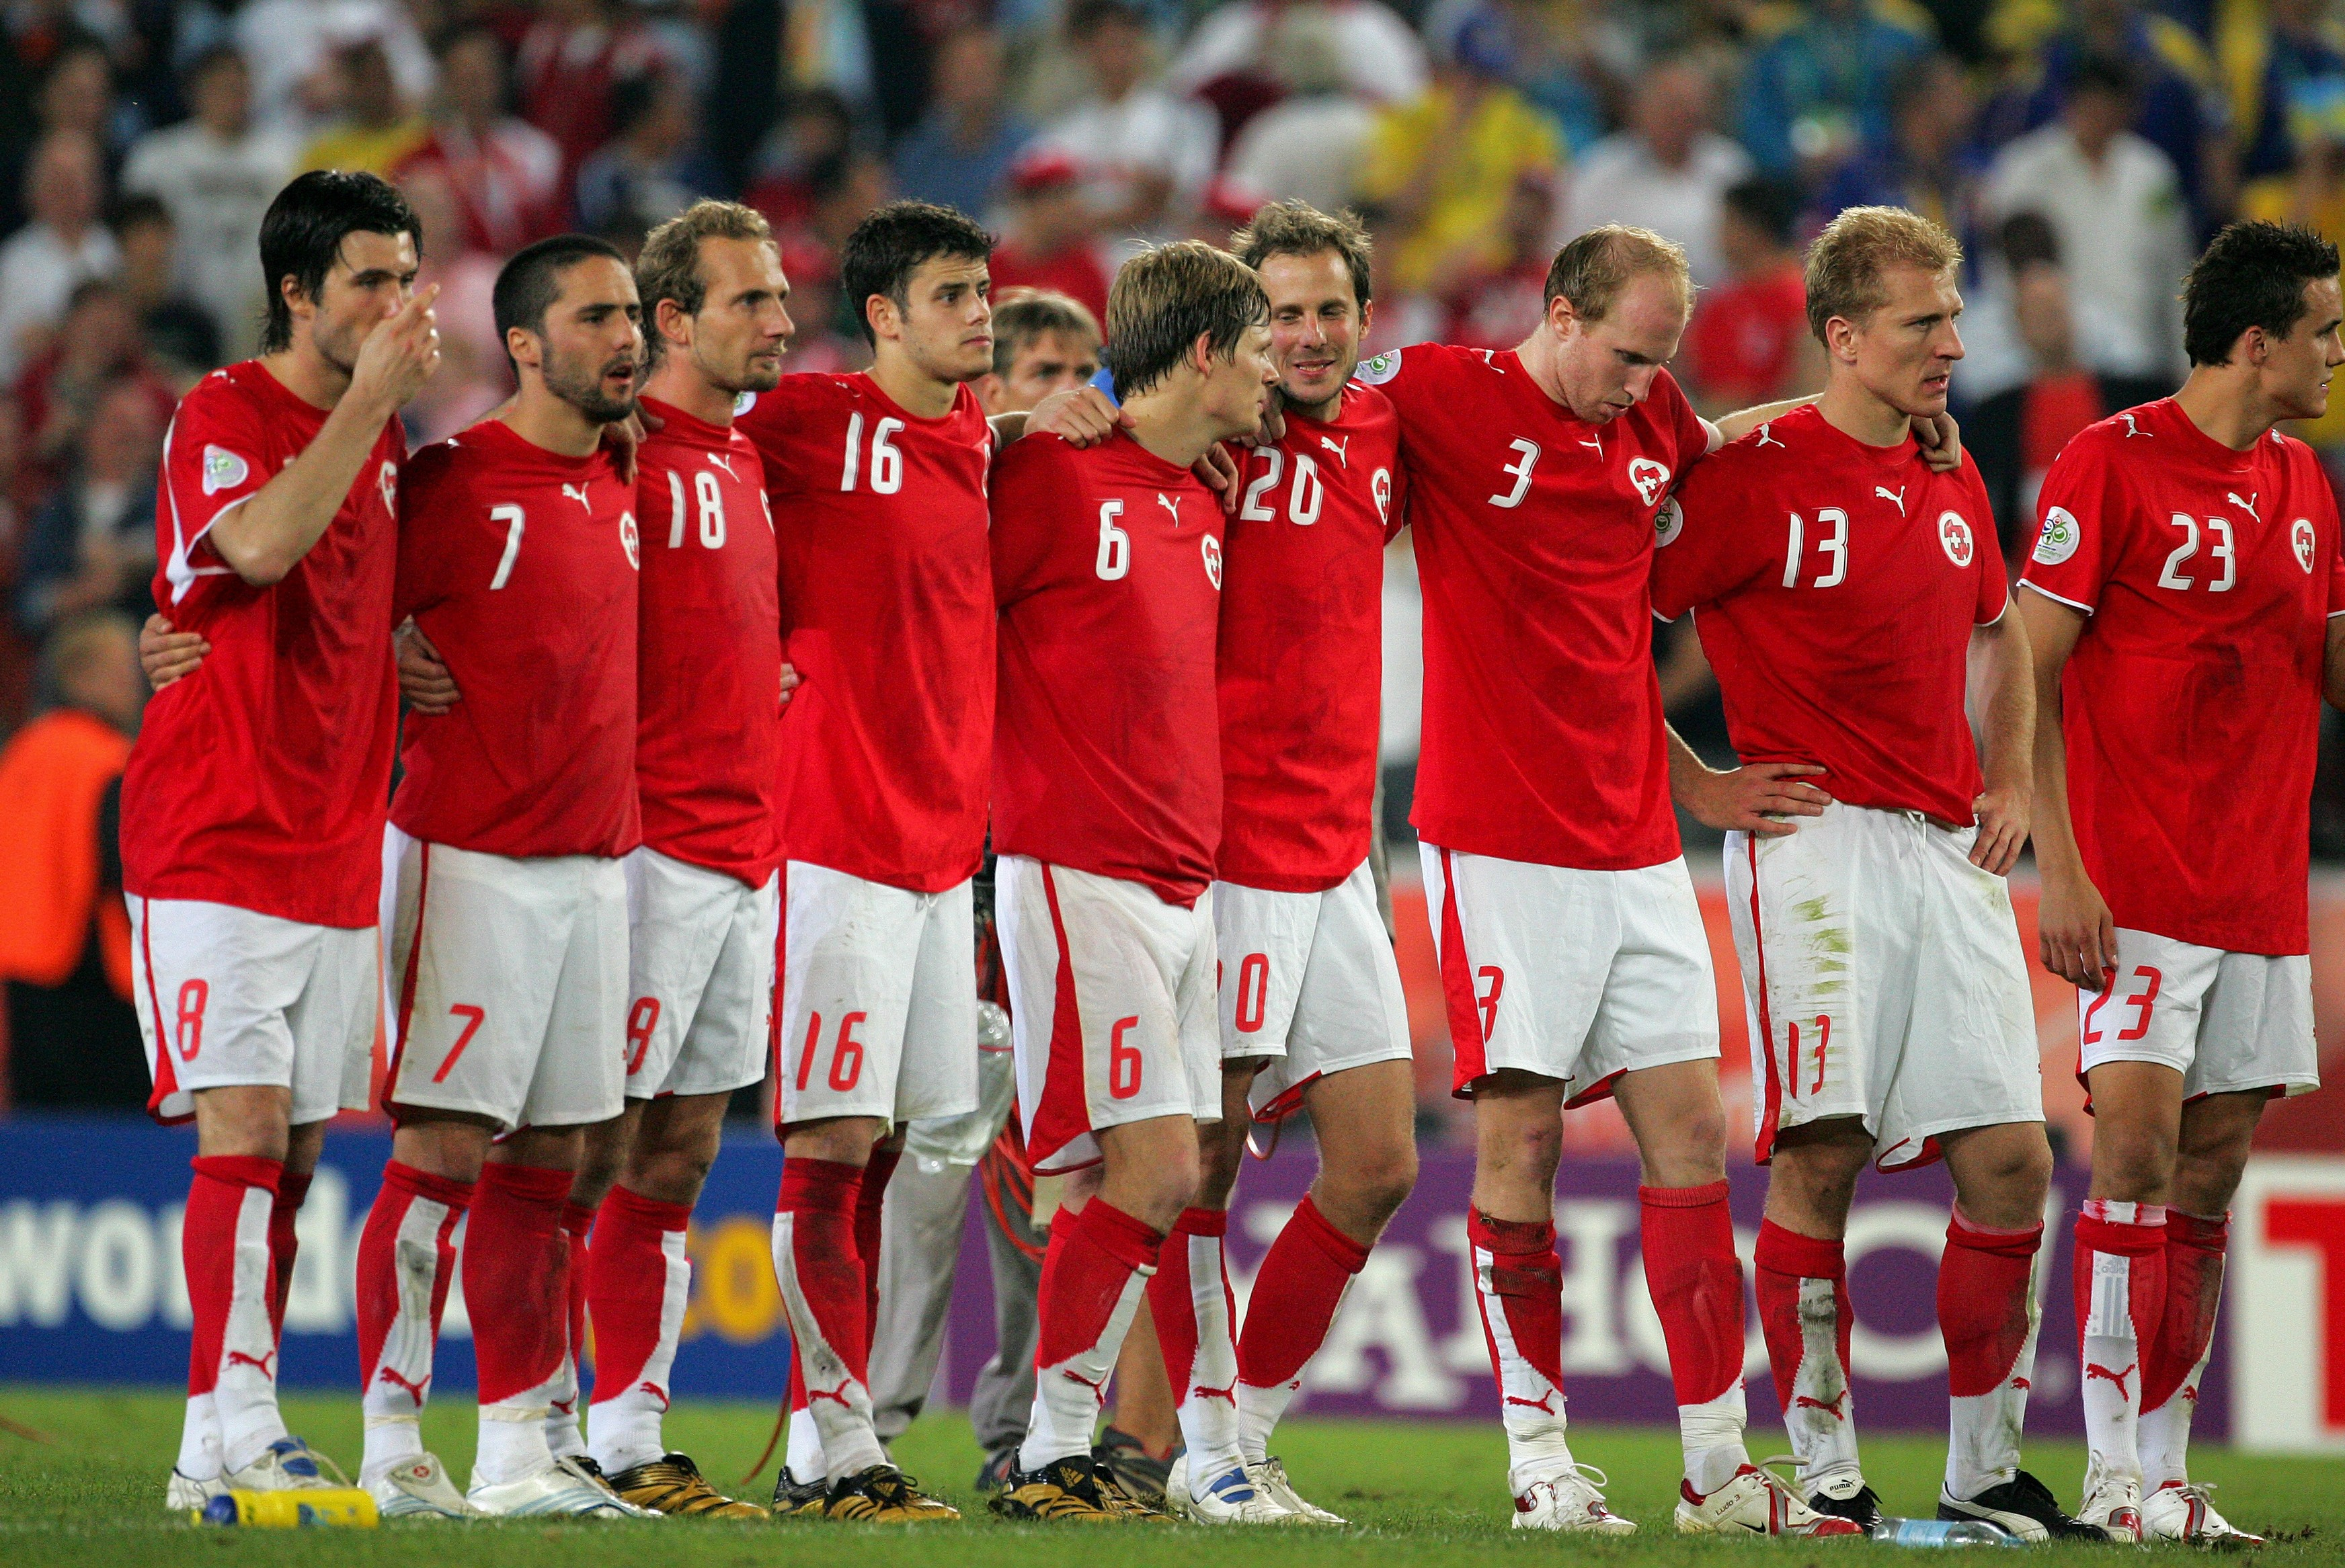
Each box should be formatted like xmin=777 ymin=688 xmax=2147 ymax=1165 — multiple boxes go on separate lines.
xmin=1468 ymin=1207 xmax=1574 ymax=1482
xmin=1148 ymin=1206 xmax=1242 ymax=1474
xmin=1236 ymin=1193 xmax=1369 ymax=1462
xmin=1942 ymin=1212 xmax=2043 ymax=1497
xmin=2075 ymin=1200 xmax=2163 ymax=1483
xmin=773 ymin=1156 xmax=881 ymax=1477
xmin=267 ymin=1169 xmax=311 ymax=1341
xmin=586 ymin=1186 xmax=692 ymax=1405
xmin=2143 ymin=1210 xmax=2225 ymax=1414
xmin=1755 ymin=1220 xmax=1859 ymax=1481
xmin=465 ymin=1163 xmax=574 ymax=1407
xmin=1640 ymin=1183 xmax=1745 ymax=1407
xmin=355 ymin=1161 xmax=472 ymax=1479
xmin=185 ymin=1153 xmax=284 ymax=1477
xmin=854 ymin=1145 xmax=900 ymax=1340
xmin=1021 ymin=1198 xmax=1163 ymax=1469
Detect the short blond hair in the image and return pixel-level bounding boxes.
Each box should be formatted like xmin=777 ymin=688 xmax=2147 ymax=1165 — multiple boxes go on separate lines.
xmin=636 ymin=199 xmax=774 ymax=363
xmin=990 ymin=287 xmax=1101 ymax=375
xmin=1104 ymin=240 xmax=1267 ymax=400
xmin=1803 ymin=206 xmax=1962 ymax=344
xmin=1544 ymin=224 xmax=1691 ymax=323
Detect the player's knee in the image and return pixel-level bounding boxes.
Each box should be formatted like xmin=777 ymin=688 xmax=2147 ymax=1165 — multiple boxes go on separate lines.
xmin=2090 ymin=1120 xmax=2175 ymax=1203
xmin=1331 ymin=1137 xmax=1418 ymax=1230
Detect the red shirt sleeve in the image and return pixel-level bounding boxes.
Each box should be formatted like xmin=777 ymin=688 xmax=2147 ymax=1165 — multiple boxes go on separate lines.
xmin=1656 ymin=369 xmax=1712 ymax=470
xmin=160 ymin=378 xmax=272 ymax=575
xmin=2020 ymin=431 xmax=2118 ymax=614
xmin=1650 ymin=450 xmax=1774 ymax=620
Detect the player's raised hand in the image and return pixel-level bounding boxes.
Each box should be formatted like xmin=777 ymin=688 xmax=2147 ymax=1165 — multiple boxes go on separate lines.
xmin=395 ymin=617 xmax=461 ymax=713
xmin=1025 ymin=386 xmax=1131 ymax=448
xmin=350 ymin=283 xmax=442 ymax=415
xmin=138 ymin=613 xmax=208 ymax=690
xmin=1967 ymin=782 xmax=2030 ymax=876
xmin=779 ymin=661 xmax=802 ymax=710
xmin=1915 ymin=409 xmax=1963 ymax=472
xmin=1197 ymin=440 xmax=1243 ymax=511
xmin=1677 ymin=761 xmax=1831 ymax=837
xmin=2036 ymin=864 xmax=2117 ymax=989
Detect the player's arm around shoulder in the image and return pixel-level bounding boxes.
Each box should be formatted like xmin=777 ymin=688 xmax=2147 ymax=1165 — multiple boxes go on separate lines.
xmin=987 ymin=431 xmax=1085 ymax=607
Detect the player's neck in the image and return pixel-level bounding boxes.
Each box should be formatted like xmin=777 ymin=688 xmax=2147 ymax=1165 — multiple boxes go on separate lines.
xmin=867 ymin=347 xmax=959 ymax=420
xmin=2174 ymin=367 xmax=2278 ymax=452
xmin=641 ymin=356 xmax=734 ymax=427
xmin=500 ymin=383 xmax=607 ymax=458
xmin=1121 ymin=386 xmax=1220 ymax=468
xmin=1816 ymin=375 xmax=1912 ymax=449
xmin=264 ymin=338 xmax=351 ymax=412
xmin=1286 ymin=386 xmax=1341 ymax=424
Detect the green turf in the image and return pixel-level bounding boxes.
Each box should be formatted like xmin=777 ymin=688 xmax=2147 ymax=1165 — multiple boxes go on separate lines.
xmin=0 ymin=1385 xmax=2334 ymax=1564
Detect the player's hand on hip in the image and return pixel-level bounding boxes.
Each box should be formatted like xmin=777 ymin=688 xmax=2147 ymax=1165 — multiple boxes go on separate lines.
xmin=779 ymin=660 xmax=802 ymax=710
xmin=1966 ymin=784 xmax=2030 ymax=876
xmin=2036 ymin=866 xmax=2117 ymax=989
xmin=1027 ymin=386 xmax=1130 ymax=448
xmin=395 ymin=617 xmax=461 ymax=712
xmin=350 ymin=282 xmax=442 ymax=415
xmin=1915 ymin=409 xmax=1962 ymax=472
xmin=1681 ymin=761 xmax=1830 ymax=837
xmin=139 ymin=613 xmax=208 ymax=690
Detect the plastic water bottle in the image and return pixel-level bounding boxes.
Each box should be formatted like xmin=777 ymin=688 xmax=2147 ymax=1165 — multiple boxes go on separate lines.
xmin=196 ymin=1489 xmax=379 ymax=1528
xmin=1869 ymin=1517 xmax=2020 ymax=1546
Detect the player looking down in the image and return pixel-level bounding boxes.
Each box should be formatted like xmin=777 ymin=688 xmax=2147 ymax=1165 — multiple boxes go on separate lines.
xmin=1656 ymin=206 xmax=2086 ymax=1541
xmin=2020 ymin=219 xmax=2345 ymax=1546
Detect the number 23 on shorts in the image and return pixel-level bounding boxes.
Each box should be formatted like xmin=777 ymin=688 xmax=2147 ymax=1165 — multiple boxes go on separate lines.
xmin=2082 ymin=966 xmax=2163 ymax=1044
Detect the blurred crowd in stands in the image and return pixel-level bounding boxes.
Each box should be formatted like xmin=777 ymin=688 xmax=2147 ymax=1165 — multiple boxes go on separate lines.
xmin=8 ymin=0 xmax=2345 ymax=1108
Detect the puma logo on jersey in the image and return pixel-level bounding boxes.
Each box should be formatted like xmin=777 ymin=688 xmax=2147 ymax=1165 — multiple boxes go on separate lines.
xmin=1794 ymin=1392 xmax=1849 ymax=1421
xmin=2085 ymin=1361 xmax=2138 ymax=1403
xmin=1157 ymin=492 xmax=1183 ymax=525
xmin=2121 ymin=413 xmax=2149 ymax=438
xmin=1318 ymin=434 xmax=1350 ymax=466
xmin=2227 ymin=491 xmax=2260 ymax=522
xmin=1753 ymin=424 xmax=1783 ymax=449
xmin=707 ymin=452 xmax=738 ymax=479
xmin=1578 ymin=435 xmax=1604 ymax=456
xmin=1875 ymin=485 xmax=1907 ymax=514
xmin=562 ymin=483 xmax=593 ymax=511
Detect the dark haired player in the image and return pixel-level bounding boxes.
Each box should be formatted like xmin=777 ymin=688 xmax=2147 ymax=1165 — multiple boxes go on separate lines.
xmin=120 ymin=169 xmax=440 ymax=1511
xmin=2021 ymin=220 xmax=2345 ymax=1546
xmin=352 ymin=235 xmax=648 ymax=1519
xmin=987 ymin=241 xmax=1280 ymax=1525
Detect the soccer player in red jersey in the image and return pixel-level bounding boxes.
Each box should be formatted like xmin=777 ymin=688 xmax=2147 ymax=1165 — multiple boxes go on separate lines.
xmin=986 ymin=241 xmax=1279 ymax=1523
xmin=1357 ymin=224 xmax=1960 ymax=1532
xmin=1127 ymin=203 xmax=1415 ymax=1526
xmin=739 ymin=201 xmax=999 ymax=1524
xmin=1657 ymin=208 xmax=2082 ymax=1541
xmin=119 ymin=170 xmax=440 ymax=1510
xmin=2020 ymin=220 xmax=2345 ymax=1546
xmin=352 ymin=235 xmax=647 ymax=1519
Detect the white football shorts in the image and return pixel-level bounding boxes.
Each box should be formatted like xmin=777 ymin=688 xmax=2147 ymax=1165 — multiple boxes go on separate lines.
xmin=128 ymin=895 xmax=376 ymax=1126
xmin=381 ymin=827 xmax=629 ymax=1132
xmin=1725 ymin=803 xmax=2044 ymax=1171
xmin=1215 ymin=858 xmax=1412 ymax=1121
xmin=996 ymin=856 xmax=1220 ymax=1174
xmin=623 ymin=846 xmax=778 ymax=1101
xmin=2076 ymin=927 xmax=2317 ymax=1102
xmin=1420 ymin=842 xmax=1720 ymax=1104
xmin=773 ymin=862 xmax=979 ymax=1128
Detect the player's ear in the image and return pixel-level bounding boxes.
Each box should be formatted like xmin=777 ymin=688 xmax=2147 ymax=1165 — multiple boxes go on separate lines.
xmin=864 ymin=291 xmax=898 ymax=344
xmin=505 ymin=324 xmax=538 ymax=371
xmin=1189 ymin=331 xmax=1217 ymax=378
xmin=1545 ymin=292 xmax=1577 ymax=338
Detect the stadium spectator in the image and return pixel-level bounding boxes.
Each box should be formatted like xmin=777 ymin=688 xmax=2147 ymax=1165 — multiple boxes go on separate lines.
xmin=744 ymin=89 xmax=859 ymax=231
xmin=1222 ymin=13 xmax=1384 ymax=216
xmin=395 ymin=26 xmax=566 ymax=257
xmin=2232 ymin=0 xmax=2345 ymax=185
xmin=227 ymin=0 xmax=434 ymax=142
xmin=1033 ymin=0 xmax=1218 ymax=245
xmin=1964 ymin=252 xmax=2114 ymax=559
xmin=1739 ymin=0 xmax=1934 ymax=175
xmin=1985 ymin=54 xmax=2192 ymax=388
xmin=1679 ymin=176 xmax=1816 ymax=413
xmin=0 ymin=608 xmax=145 ymax=1111
xmin=0 ymin=1 xmax=103 ymax=182
xmin=15 ymin=374 xmax=160 ymax=636
xmin=1562 ymin=57 xmax=1751 ymax=286
xmin=517 ymin=0 xmax=669 ymax=189
xmin=13 ymin=277 xmax=176 ymax=492
xmin=1166 ymin=0 xmax=1428 ymax=107
xmin=110 ymin=196 xmax=221 ymax=382
xmin=1438 ymin=168 xmax=1556 ymax=349
xmin=986 ymin=151 xmax=1113 ymax=333
xmin=1811 ymin=53 xmax=1984 ymax=250
xmin=575 ymin=73 xmax=717 ymax=238
xmin=297 ymin=37 xmax=429 ymax=177
xmin=391 ymin=165 xmax=509 ymax=446
xmin=891 ymin=26 xmax=1033 ymax=223
xmin=0 ymin=43 xmax=120 ymax=236
xmin=120 ymin=47 xmax=297 ymax=362
xmin=768 ymin=234 xmax=862 ymax=373
xmin=2239 ymin=110 xmax=2345 ymax=462
xmin=0 ymin=130 xmax=116 ymax=384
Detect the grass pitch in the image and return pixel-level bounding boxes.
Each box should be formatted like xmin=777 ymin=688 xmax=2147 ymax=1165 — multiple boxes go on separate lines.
xmin=0 ymin=1385 xmax=2336 ymax=1565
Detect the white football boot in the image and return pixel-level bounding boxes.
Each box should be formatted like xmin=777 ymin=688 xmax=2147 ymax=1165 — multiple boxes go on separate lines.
xmin=2141 ymin=1480 xmax=2263 ymax=1546
xmin=2075 ymin=1463 xmax=2145 ymax=1543
xmin=164 ymin=1469 xmax=228 ymax=1512
xmin=1164 ymin=1452 xmax=1296 ymax=1523
xmin=225 ymin=1436 xmax=346 ymax=1491
xmin=467 ymin=1458 xmax=638 ymax=1518
xmin=1511 ymin=1464 xmax=1637 ymax=1534
xmin=1674 ymin=1464 xmax=1865 ymax=1537
xmin=1245 ymin=1457 xmax=1346 ymax=1525
xmin=368 ymin=1452 xmax=483 ymax=1518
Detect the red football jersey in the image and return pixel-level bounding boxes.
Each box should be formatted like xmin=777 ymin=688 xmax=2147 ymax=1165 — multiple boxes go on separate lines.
xmin=1653 ymin=405 xmax=2008 ymax=825
xmin=992 ymin=430 xmax=1223 ymax=907
xmin=1357 ymin=342 xmax=1711 ymax=869
xmin=391 ymin=418 xmax=641 ymax=859
xmin=121 ymin=362 xmax=403 ymax=927
xmin=740 ymin=373 xmax=995 ymax=893
xmin=633 ymin=396 xmax=783 ymax=886
xmin=2023 ymin=397 xmax=2345 ymax=954
xmin=1218 ymin=384 xmax=1402 ymax=892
